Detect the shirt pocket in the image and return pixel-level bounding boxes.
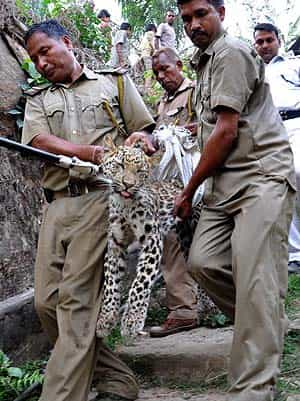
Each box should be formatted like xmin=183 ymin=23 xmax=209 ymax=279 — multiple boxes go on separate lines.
xmin=80 ymin=95 xmax=120 ymax=134
xmin=45 ymin=102 xmax=65 ymax=135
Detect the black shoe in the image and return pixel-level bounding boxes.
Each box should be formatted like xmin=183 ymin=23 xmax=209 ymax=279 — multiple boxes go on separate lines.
xmin=288 ymin=260 xmax=300 ymax=274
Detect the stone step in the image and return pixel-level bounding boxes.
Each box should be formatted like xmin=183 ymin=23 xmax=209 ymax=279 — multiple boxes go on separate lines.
xmin=138 ymin=387 xmax=227 ymax=401
xmin=0 ymin=289 xmax=49 ymax=363
xmin=89 ymin=388 xmax=227 ymax=401
xmin=117 ymin=327 xmax=233 ymax=384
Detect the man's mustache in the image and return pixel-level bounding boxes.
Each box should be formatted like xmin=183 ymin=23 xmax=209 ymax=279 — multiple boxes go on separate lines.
xmin=191 ymin=30 xmax=208 ymax=40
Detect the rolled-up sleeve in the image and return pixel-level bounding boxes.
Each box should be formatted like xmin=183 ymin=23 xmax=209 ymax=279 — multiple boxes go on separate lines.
xmin=210 ymin=47 xmax=259 ymax=113
xmin=22 ymin=94 xmax=51 ymax=145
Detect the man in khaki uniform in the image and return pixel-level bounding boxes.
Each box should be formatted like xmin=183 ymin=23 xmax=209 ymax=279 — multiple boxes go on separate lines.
xmin=175 ymin=1 xmax=296 ymax=401
xmin=149 ymin=47 xmax=198 ymax=337
xmin=154 ymin=48 xmax=196 ymax=128
xmin=22 ymin=20 xmax=155 ymax=401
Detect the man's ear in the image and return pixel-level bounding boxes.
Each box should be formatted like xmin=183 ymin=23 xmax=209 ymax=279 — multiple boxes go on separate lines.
xmin=217 ymin=6 xmax=225 ymax=21
xmin=176 ymin=60 xmax=183 ymax=71
xmin=62 ymin=35 xmax=73 ymax=50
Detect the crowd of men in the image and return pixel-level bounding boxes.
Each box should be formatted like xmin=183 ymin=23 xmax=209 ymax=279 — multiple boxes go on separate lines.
xmin=21 ymin=0 xmax=299 ymax=401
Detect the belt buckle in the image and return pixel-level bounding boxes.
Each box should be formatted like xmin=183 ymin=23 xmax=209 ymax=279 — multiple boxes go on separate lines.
xmin=68 ymin=182 xmax=87 ymax=198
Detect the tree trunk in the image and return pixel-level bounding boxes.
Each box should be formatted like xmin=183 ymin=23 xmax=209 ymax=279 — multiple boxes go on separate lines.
xmin=0 ymin=33 xmax=44 ymax=302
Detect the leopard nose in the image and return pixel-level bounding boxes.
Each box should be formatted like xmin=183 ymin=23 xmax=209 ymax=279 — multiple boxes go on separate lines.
xmin=122 ymin=174 xmax=135 ymax=187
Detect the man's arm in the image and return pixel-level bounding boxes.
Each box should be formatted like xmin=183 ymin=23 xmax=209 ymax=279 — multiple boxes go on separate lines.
xmin=154 ymin=36 xmax=160 ymax=50
xmin=155 ymin=23 xmax=163 ymax=49
xmin=174 ymin=107 xmax=239 ymax=219
xmin=31 ymin=134 xmax=104 ymax=164
xmin=116 ymin=43 xmax=125 ymax=66
xmin=124 ymin=129 xmax=157 ymax=155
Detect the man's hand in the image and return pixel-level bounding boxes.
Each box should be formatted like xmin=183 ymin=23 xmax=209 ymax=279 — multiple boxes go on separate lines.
xmin=124 ymin=131 xmax=157 ymax=155
xmin=184 ymin=122 xmax=198 ymax=136
xmin=91 ymin=145 xmax=105 ymax=164
xmin=174 ymin=192 xmax=193 ymax=220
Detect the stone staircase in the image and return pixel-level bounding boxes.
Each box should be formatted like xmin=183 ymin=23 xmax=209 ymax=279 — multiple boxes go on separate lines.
xmin=115 ymin=326 xmax=233 ymax=400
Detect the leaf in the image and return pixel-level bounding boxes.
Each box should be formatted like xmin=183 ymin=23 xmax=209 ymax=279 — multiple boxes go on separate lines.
xmin=7 ymin=367 xmax=23 ymax=378
xmin=8 ymin=109 xmax=23 ymax=116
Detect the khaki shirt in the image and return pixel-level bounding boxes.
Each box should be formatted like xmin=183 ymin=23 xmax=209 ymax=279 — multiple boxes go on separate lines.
xmin=156 ymin=78 xmax=196 ymax=127
xmin=22 ymin=66 xmax=154 ymax=191
xmin=191 ymin=31 xmax=296 ymax=206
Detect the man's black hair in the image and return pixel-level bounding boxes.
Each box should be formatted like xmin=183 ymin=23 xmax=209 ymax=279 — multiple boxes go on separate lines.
xmin=24 ymin=19 xmax=69 ymax=46
xmin=253 ymin=23 xmax=279 ymax=39
xmin=177 ymin=0 xmax=224 ymax=7
xmin=97 ymin=9 xmax=111 ymax=19
xmin=145 ymin=23 xmax=157 ymax=33
xmin=166 ymin=9 xmax=176 ymax=15
xmin=120 ymin=22 xmax=131 ymax=31
xmin=152 ymin=47 xmax=180 ymax=65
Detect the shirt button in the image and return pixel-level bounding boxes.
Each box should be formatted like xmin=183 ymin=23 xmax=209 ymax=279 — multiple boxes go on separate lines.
xmin=70 ymin=107 xmax=75 ymax=112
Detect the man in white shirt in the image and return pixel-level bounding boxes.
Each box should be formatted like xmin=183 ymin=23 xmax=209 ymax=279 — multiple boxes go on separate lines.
xmin=155 ymin=10 xmax=177 ymax=50
xmin=254 ymin=22 xmax=300 ymax=274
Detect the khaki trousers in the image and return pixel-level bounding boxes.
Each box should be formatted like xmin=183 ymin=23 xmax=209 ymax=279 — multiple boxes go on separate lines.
xmin=188 ymin=178 xmax=294 ymax=401
xmin=35 ymin=191 xmax=138 ymax=401
xmin=162 ymin=232 xmax=198 ymax=320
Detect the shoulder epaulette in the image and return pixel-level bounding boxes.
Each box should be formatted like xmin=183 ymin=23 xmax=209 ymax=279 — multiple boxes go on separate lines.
xmin=94 ymin=66 xmax=128 ymax=75
xmin=24 ymin=82 xmax=52 ymax=97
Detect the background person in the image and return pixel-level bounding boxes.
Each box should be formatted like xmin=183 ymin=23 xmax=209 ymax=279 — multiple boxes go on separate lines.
xmin=97 ymin=9 xmax=113 ymax=53
xmin=22 ymin=19 xmax=155 ymax=401
xmin=149 ymin=47 xmax=199 ymax=337
xmin=155 ymin=10 xmax=177 ymax=50
xmin=254 ymin=22 xmax=300 ymax=274
xmin=109 ymin=22 xmax=132 ymax=68
xmin=175 ymin=1 xmax=296 ymax=401
xmin=138 ymin=23 xmax=157 ymax=92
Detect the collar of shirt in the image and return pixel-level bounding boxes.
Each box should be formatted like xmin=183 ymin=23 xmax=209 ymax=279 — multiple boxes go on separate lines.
xmin=163 ymin=77 xmax=194 ymax=102
xmin=49 ymin=65 xmax=98 ymax=91
xmin=190 ymin=29 xmax=226 ymax=71
xmin=269 ymin=55 xmax=285 ymax=64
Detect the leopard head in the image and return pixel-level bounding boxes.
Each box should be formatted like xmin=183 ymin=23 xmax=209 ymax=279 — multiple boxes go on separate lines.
xmin=101 ymin=135 xmax=152 ymax=198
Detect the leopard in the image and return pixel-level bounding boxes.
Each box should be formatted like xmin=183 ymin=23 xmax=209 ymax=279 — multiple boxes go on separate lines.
xmin=95 ymin=135 xmax=218 ymax=339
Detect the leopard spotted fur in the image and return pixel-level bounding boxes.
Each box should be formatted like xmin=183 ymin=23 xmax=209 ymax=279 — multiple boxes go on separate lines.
xmin=95 ymin=136 xmax=217 ymax=338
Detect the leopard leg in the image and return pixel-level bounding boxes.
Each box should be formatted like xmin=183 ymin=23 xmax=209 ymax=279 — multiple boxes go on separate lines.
xmin=96 ymin=236 xmax=127 ymax=338
xmin=121 ymin=229 xmax=163 ymax=338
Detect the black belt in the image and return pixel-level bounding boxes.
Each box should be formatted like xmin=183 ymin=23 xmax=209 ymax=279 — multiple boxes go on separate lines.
xmin=44 ymin=182 xmax=100 ymax=203
xmin=278 ymin=108 xmax=300 ymax=121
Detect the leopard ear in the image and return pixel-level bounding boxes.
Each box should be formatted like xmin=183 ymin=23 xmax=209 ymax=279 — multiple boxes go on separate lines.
xmin=103 ymin=134 xmax=117 ymax=153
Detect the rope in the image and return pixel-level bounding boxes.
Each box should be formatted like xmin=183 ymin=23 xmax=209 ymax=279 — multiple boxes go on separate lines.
xmin=153 ymin=125 xmax=204 ymax=206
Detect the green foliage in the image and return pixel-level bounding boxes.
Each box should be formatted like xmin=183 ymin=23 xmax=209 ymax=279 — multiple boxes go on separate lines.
xmin=104 ymin=326 xmax=124 ymax=351
xmin=145 ymin=305 xmax=168 ymax=326
xmin=21 ymin=58 xmax=49 ymax=87
xmin=276 ymin=332 xmax=300 ymax=400
xmin=0 ymin=351 xmax=44 ymax=401
xmin=118 ymin=0 xmax=184 ymax=46
xmin=15 ymin=0 xmax=110 ymax=62
xmin=202 ymin=312 xmax=230 ymax=328
xmin=276 ymin=274 xmax=300 ymax=400
xmin=285 ymin=273 xmax=300 ymax=319
xmin=63 ymin=3 xmax=111 ymax=61
xmin=143 ymin=79 xmax=164 ymax=113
